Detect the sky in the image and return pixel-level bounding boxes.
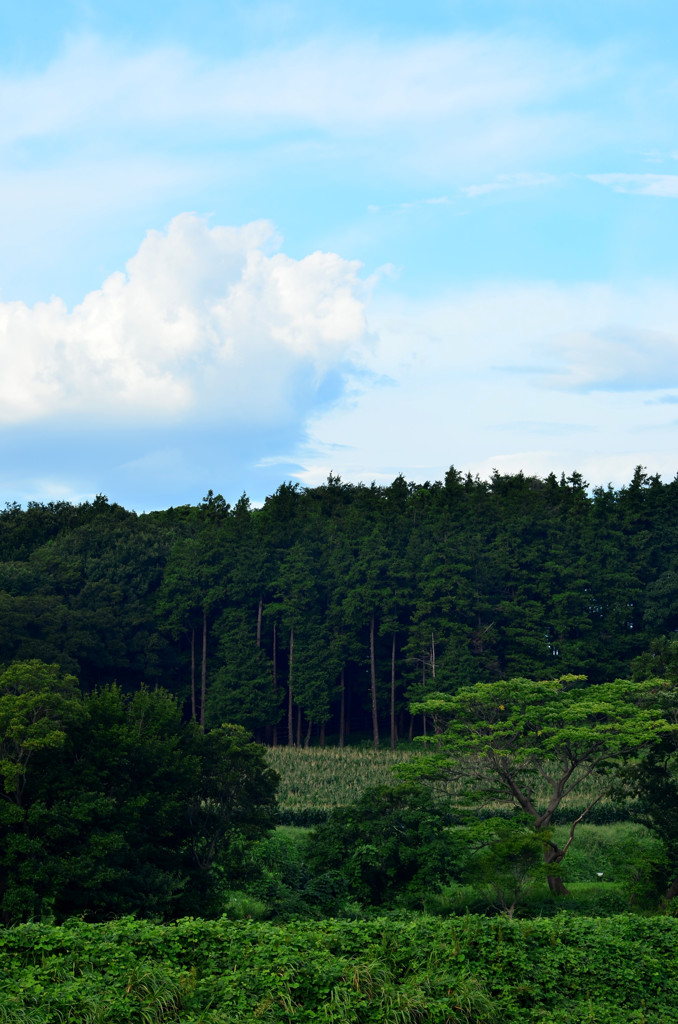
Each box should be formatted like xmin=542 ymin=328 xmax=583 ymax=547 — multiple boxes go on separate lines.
xmin=2 ymin=1 xmax=678 ymax=510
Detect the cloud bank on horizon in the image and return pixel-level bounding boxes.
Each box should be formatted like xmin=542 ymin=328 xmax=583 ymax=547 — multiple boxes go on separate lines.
xmin=2 ymin=1 xmax=678 ymax=508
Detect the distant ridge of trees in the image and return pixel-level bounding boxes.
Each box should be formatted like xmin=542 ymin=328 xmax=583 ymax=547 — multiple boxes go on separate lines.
xmin=2 ymin=465 xmax=678 ymax=747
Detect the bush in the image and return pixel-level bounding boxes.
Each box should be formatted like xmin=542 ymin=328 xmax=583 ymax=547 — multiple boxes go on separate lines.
xmin=306 ymin=782 xmax=460 ymax=907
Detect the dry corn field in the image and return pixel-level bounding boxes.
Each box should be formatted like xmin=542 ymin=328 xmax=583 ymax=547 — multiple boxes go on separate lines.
xmin=267 ymin=746 xmax=415 ymax=819
xmin=267 ymin=745 xmax=638 ymax=824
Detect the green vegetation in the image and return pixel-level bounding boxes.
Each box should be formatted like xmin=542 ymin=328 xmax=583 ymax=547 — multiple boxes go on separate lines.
xmin=2 ymin=469 xmax=678 ymax=1017
xmin=269 ymin=743 xmax=640 ymax=826
xmin=0 ymin=661 xmax=278 ymax=924
xmin=2 ymin=467 xmax=678 ymax=745
xmin=269 ymin=745 xmax=415 ymax=823
xmin=2 ymin=914 xmax=678 ymax=1022
xmin=405 ymin=675 xmax=676 ymax=892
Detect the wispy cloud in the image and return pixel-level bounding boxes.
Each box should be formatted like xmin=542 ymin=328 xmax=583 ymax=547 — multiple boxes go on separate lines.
xmin=589 ymin=173 xmax=678 ymax=197
xmin=544 ymin=327 xmax=678 ymax=392
xmin=460 ymin=172 xmax=557 ymax=198
xmin=273 ymin=280 xmax=678 ymax=491
xmin=0 ymin=33 xmax=604 ymax=143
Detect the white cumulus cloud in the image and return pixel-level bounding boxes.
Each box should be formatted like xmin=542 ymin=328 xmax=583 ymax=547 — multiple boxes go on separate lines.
xmin=0 ymin=214 xmax=371 ymax=426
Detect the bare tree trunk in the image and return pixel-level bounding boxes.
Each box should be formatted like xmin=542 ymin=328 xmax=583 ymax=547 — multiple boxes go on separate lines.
xmin=296 ymin=704 xmax=302 ymax=747
xmin=256 ymin=595 xmax=263 ymax=647
xmin=200 ymin=609 xmax=207 ymax=732
xmin=272 ymin=621 xmax=278 ymax=746
xmin=190 ymin=628 xmax=196 ymax=722
xmin=320 ymin=723 xmax=325 ymax=747
xmin=390 ymin=632 xmax=397 ymax=751
xmin=431 ymin=632 xmax=436 ymax=679
xmin=287 ymin=626 xmax=294 ymax=747
xmin=339 ymin=668 xmax=345 ymax=750
xmin=304 ymin=718 xmax=312 ymax=748
xmin=408 ymin=714 xmax=414 ymax=741
xmin=370 ymin=611 xmax=379 ymax=751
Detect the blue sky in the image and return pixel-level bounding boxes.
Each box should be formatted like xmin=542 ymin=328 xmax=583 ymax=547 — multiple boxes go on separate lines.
xmin=2 ymin=1 xmax=678 ymax=509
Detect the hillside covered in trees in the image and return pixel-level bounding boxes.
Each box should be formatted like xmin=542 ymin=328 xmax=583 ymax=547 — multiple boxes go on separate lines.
xmin=1 ymin=466 xmax=677 ymax=747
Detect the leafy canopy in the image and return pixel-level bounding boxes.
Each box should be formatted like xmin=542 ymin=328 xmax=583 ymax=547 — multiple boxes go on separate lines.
xmin=404 ymin=675 xmax=676 ymax=830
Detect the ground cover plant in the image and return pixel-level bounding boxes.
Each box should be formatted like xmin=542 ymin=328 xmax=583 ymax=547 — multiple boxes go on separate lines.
xmin=2 ymin=914 xmax=678 ymax=1023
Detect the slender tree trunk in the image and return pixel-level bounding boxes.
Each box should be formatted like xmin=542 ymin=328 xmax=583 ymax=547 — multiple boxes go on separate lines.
xmin=190 ymin=628 xmax=196 ymax=722
xmin=431 ymin=632 xmax=436 ymax=679
xmin=256 ymin=595 xmax=263 ymax=647
xmin=304 ymin=718 xmax=312 ymax=748
xmin=664 ymin=873 xmax=678 ymax=903
xmin=296 ymin=704 xmax=302 ymax=748
xmin=320 ymin=723 xmax=325 ymax=747
xmin=287 ymin=626 xmax=294 ymax=747
xmin=421 ymin=656 xmax=426 ymax=737
xmin=339 ymin=668 xmax=345 ymax=750
xmin=272 ymin=621 xmax=278 ymax=746
xmin=408 ymin=714 xmax=414 ymax=741
xmin=370 ymin=611 xmax=379 ymax=751
xmin=200 ymin=609 xmax=207 ymax=731
xmin=390 ymin=631 xmax=397 ymax=751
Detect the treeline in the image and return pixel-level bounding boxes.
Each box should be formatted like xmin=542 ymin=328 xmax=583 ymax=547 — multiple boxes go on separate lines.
xmin=2 ymin=466 xmax=678 ymax=745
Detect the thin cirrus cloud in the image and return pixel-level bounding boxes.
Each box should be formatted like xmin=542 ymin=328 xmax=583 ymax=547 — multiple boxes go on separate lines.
xmin=0 ymin=33 xmax=611 ymax=157
xmin=0 ymin=213 xmax=371 ymax=428
xmin=278 ymin=279 xmax=678 ymax=492
xmin=542 ymin=327 xmax=678 ymax=392
xmin=460 ymin=172 xmax=558 ymax=198
xmin=589 ymin=173 xmax=678 ymax=197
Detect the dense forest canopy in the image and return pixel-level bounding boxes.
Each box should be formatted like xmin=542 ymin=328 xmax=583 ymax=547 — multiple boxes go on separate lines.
xmin=1 ymin=466 xmax=677 ymax=747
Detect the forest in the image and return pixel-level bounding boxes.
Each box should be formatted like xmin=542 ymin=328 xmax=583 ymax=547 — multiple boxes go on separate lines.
xmin=2 ymin=465 xmax=678 ymax=747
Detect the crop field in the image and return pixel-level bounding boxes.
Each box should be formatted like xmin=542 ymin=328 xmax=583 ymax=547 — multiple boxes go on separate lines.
xmin=267 ymin=745 xmax=415 ymax=822
xmin=268 ymin=744 xmax=639 ymax=825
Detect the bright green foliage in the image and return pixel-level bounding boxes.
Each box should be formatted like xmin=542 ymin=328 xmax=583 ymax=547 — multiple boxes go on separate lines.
xmin=1 ymin=914 xmax=678 ymax=1022
xmin=306 ymin=782 xmax=459 ymax=906
xmin=407 ymin=676 xmax=675 ymax=827
xmin=404 ymin=675 xmax=676 ymax=888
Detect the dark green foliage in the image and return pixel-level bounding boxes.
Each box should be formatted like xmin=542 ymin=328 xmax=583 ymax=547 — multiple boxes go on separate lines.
xmin=0 ymin=662 xmax=278 ymax=923
xmin=4 ymin=467 xmax=678 ymax=740
xmin=458 ymin=816 xmax=553 ymax=917
xmin=207 ymin=607 xmax=279 ymax=731
xmin=307 ymin=782 xmax=459 ymax=906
